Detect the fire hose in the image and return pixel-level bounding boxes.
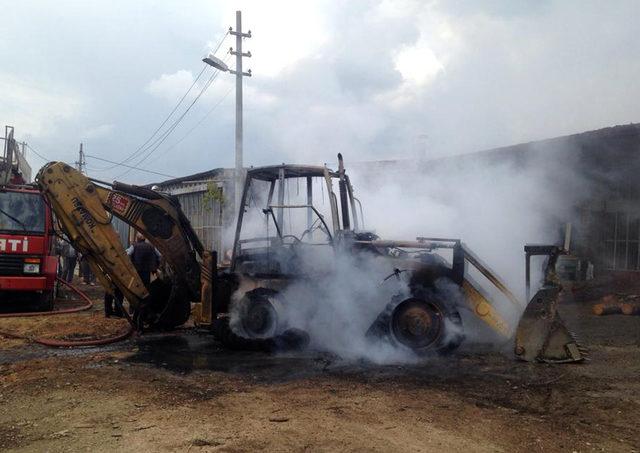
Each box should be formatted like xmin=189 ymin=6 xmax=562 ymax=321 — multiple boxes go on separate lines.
xmin=0 ymin=277 xmax=134 ymax=347
xmin=0 ymin=277 xmax=93 ymax=318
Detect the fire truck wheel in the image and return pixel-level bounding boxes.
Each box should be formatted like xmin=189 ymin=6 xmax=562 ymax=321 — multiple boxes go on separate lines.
xmin=35 ymin=291 xmax=55 ymax=312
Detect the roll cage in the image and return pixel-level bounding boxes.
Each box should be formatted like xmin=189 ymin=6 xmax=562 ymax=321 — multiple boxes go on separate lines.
xmin=231 ymin=160 xmax=364 ymax=271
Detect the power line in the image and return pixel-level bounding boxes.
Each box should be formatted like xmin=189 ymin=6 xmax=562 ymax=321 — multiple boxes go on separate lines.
xmin=25 ymin=144 xmax=50 ymax=162
xmin=85 ymin=154 xmax=177 ymax=178
xmin=115 ymin=58 xmax=229 ymax=179
xmin=123 ymin=65 xmax=208 ymax=161
xmin=114 ymin=71 xmax=218 ymax=178
xmin=147 ymin=85 xmax=233 ymax=164
xmin=86 ymin=86 xmax=231 ymax=181
xmin=101 ymin=65 xmax=209 ymax=171
xmin=209 ymin=30 xmax=230 ymax=57
xmin=118 ymin=31 xmax=230 ymax=167
xmin=104 ymin=30 xmax=230 ymax=171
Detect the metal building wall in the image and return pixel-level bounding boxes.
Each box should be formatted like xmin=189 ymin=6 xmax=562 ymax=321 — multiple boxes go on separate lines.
xmin=111 ymin=216 xmax=131 ymax=248
xmin=174 ymin=190 xmax=224 ymax=254
xmin=152 ymin=170 xmax=233 ymax=259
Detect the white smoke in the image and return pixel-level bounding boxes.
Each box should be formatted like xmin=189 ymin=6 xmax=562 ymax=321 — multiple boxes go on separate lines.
xmin=350 ymin=148 xmax=589 ymax=300
xmin=276 ymin=247 xmax=416 ymax=363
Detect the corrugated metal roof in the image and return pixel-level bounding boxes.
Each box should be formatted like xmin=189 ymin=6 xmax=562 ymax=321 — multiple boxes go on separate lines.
xmin=149 ymin=168 xmax=225 ymax=189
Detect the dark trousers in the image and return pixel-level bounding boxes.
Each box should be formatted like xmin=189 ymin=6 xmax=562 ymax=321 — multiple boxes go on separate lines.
xmin=63 ymin=256 xmax=77 ymax=283
xmin=105 ymin=288 xmax=125 ymax=316
xmin=57 ymin=257 xmax=64 ymax=278
xmin=80 ymin=259 xmax=94 ymax=283
xmin=138 ymin=270 xmax=151 ymax=286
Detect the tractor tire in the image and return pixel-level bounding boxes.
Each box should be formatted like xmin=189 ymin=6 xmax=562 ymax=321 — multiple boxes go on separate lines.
xmin=146 ymin=278 xmax=191 ymax=330
xmin=368 ymin=283 xmax=464 ymax=356
xmin=233 ymin=288 xmax=284 ymax=340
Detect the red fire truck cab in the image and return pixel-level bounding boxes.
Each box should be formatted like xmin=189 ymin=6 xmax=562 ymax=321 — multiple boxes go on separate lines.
xmin=0 ymin=185 xmax=58 ymax=309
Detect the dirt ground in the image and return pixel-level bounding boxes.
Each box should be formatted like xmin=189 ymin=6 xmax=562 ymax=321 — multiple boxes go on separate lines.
xmin=1 ymin=277 xmax=639 ymax=452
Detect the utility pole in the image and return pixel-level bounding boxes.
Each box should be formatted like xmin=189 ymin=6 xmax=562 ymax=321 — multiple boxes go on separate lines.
xmin=75 ymin=143 xmax=86 ymax=174
xmin=229 ymin=10 xmax=252 ymax=216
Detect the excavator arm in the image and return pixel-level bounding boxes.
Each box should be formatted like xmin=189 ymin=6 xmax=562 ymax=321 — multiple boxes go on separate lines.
xmin=36 ymin=162 xmax=203 ymax=329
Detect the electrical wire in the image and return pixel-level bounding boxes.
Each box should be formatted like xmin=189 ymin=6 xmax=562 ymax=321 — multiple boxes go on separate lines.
xmin=208 ymin=30 xmax=230 ymax=57
xmin=99 ymin=65 xmax=209 ymax=172
xmin=115 ymin=54 xmax=230 ymax=179
xmin=85 ymin=154 xmax=177 ymax=178
xmin=104 ymin=31 xmax=230 ymax=171
xmin=114 ymin=71 xmax=220 ymax=179
xmin=25 ymin=144 xmax=51 ymax=162
xmin=23 ymin=33 xmax=230 ymax=181
xmin=145 ymin=84 xmax=233 ymax=164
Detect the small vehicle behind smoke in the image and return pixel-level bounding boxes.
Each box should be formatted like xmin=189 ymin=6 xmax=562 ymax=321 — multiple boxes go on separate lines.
xmin=36 ymin=157 xmax=584 ymax=363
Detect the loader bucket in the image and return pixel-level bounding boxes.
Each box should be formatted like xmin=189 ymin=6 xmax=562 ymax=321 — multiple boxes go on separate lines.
xmin=514 ymin=285 xmax=586 ymax=363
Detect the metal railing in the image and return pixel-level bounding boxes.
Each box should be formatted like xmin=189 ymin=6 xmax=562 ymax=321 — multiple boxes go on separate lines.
xmin=1 ymin=126 xmax=32 ymax=184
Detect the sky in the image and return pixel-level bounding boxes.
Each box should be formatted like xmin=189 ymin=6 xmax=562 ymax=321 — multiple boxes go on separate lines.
xmin=1 ymin=0 xmax=639 ymax=184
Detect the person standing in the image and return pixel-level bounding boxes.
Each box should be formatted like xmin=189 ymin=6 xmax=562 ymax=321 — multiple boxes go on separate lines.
xmin=126 ymin=233 xmax=160 ymax=286
xmin=79 ymin=253 xmax=95 ymax=285
xmin=55 ymin=237 xmax=65 ymax=279
xmin=61 ymin=242 xmax=77 ymax=283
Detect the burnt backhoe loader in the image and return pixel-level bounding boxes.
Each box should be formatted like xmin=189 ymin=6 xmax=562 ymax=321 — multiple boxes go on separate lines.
xmin=36 ymin=157 xmax=584 ymax=362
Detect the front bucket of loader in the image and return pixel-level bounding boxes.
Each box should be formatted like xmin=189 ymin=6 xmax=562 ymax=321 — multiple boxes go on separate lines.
xmin=514 ymin=285 xmax=586 ymax=363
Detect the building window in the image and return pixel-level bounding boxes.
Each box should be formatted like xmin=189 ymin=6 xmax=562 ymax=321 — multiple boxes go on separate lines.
xmin=604 ymin=211 xmax=640 ymax=271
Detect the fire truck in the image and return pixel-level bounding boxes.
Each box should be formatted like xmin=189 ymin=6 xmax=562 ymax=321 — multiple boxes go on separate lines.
xmin=0 ymin=126 xmax=58 ymax=310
